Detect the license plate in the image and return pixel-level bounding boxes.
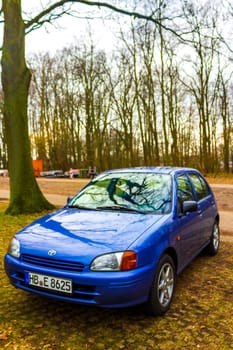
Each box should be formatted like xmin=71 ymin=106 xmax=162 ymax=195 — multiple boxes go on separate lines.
xmin=25 ymin=272 xmax=72 ymax=294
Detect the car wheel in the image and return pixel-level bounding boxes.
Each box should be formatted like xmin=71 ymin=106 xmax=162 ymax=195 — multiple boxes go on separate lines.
xmin=146 ymin=254 xmax=176 ymax=316
xmin=206 ymin=221 xmax=220 ymax=256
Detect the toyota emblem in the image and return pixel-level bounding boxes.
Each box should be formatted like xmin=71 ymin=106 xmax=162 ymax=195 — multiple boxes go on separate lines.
xmin=48 ymin=249 xmax=57 ymax=256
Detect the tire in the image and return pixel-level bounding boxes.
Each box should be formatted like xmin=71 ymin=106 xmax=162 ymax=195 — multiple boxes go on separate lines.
xmin=205 ymin=221 xmax=220 ymax=256
xmin=146 ymin=254 xmax=176 ymax=316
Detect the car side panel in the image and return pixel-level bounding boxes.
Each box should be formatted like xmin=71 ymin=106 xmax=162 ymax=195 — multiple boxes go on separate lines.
xmin=196 ymin=195 xmax=217 ymax=244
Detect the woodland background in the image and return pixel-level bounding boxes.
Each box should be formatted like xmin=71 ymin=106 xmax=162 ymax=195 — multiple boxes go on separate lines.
xmin=0 ymin=0 xmax=233 ymax=174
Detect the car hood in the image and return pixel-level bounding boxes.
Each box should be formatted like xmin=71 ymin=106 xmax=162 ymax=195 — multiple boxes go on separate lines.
xmin=17 ymin=208 xmax=164 ymax=265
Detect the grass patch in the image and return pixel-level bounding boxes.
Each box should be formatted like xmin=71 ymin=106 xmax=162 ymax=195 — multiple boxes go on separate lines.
xmin=1 ymin=204 xmax=233 ymax=349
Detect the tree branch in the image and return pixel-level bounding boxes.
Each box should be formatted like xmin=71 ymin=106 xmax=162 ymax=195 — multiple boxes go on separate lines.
xmin=24 ymin=0 xmax=189 ymax=42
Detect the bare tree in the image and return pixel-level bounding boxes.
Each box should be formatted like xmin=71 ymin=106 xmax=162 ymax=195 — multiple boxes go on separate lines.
xmin=181 ymin=0 xmax=221 ymax=172
xmin=1 ymin=0 xmax=55 ymax=214
xmin=217 ymin=68 xmax=233 ymax=172
xmin=0 ymin=0 xmax=185 ymax=214
xmin=2 ymin=0 xmax=230 ymax=214
xmin=0 ymin=93 xmax=7 ymax=169
xmin=110 ymin=48 xmax=137 ymax=167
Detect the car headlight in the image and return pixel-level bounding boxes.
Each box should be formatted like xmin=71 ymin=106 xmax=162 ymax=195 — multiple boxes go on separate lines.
xmin=90 ymin=251 xmax=137 ymax=271
xmin=8 ymin=237 xmax=20 ymax=258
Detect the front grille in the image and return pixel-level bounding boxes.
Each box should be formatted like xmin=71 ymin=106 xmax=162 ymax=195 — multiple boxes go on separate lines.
xmin=21 ymin=254 xmax=85 ymax=272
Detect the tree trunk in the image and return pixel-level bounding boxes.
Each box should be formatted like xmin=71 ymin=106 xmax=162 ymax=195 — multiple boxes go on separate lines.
xmin=1 ymin=0 xmax=54 ymax=214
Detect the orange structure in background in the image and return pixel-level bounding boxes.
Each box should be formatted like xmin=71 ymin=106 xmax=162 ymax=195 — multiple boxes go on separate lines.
xmin=32 ymin=159 xmax=43 ymax=177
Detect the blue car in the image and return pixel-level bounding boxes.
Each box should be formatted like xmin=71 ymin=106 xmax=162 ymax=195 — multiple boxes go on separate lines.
xmin=4 ymin=167 xmax=220 ymax=316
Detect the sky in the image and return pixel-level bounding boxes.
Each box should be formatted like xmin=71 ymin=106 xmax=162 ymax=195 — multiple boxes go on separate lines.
xmin=25 ymin=13 xmax=116 ymax=55
xmin=0 ymin=0 xmax=231 ymax=58
xmin=22 ymin=1 xmax=121 ymax=55
xmin=22 ymin=0 xmax=232 ymax=56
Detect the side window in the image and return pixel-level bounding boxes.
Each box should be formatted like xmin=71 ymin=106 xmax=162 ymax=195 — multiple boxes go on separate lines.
xmin=177 ymin=174 xmax=195 ymax=202
xmin=176 ymin=174 xmax=194 ymax=215
xmin=189 ymin=173 xmax=209 ymax=200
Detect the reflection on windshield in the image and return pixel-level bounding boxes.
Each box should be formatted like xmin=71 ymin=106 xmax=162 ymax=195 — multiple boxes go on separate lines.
xmin=69 ymin=172 xmax=172 ymax=214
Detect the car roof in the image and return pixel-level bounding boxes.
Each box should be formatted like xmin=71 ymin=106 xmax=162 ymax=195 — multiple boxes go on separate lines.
xmin=100 ymin=166 xmax=201 ymax=176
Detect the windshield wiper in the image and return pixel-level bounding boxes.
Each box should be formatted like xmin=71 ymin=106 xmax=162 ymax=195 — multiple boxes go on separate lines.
xmin=67 ymin=204 xmax=99 ymax=211
xmin=96 ymin=205 xmax=146 ymax=214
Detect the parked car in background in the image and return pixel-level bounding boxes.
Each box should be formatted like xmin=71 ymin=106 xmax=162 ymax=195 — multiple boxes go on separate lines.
xmin=0 ymin=169 xmax=8 ymax=177
xmin=4 ymin=167 xmax=220 ymax=316
xmin=40 ymin=170 xmax=65 ymax=178
xmin=66 ymin=168 xmax=80 ymax=178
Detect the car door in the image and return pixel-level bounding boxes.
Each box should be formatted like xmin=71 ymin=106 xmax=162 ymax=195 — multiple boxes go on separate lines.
xmin=188 ymin=172 xmax=215 ymax=245
xmin=175 ymin=173 xmax=203 ymax=269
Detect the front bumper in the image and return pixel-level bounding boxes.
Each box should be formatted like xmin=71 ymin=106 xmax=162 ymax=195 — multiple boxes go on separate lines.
xmin=4 ymin=254 xmax=155 ymax=308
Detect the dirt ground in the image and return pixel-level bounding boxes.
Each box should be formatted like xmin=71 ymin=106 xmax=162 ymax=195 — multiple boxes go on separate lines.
xmin=0 ymin=176 xmax=232 ymax=238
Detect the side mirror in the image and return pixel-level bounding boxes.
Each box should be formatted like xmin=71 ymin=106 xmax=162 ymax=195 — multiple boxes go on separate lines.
xmin=182 ymin=200 xmax=198 ymax=214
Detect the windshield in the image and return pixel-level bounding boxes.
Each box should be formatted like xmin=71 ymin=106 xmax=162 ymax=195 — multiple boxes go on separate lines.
xmin=69 ymin=172 xmax=172 ymax=214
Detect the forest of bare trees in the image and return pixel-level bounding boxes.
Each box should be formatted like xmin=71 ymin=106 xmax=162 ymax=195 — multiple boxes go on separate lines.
xmin=0 ymin=0 xmax=232 ymax=175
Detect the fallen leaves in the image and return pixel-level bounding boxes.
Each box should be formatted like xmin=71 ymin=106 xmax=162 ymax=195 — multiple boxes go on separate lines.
xmin=0 ymin=327 xmax=12 ymax=340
